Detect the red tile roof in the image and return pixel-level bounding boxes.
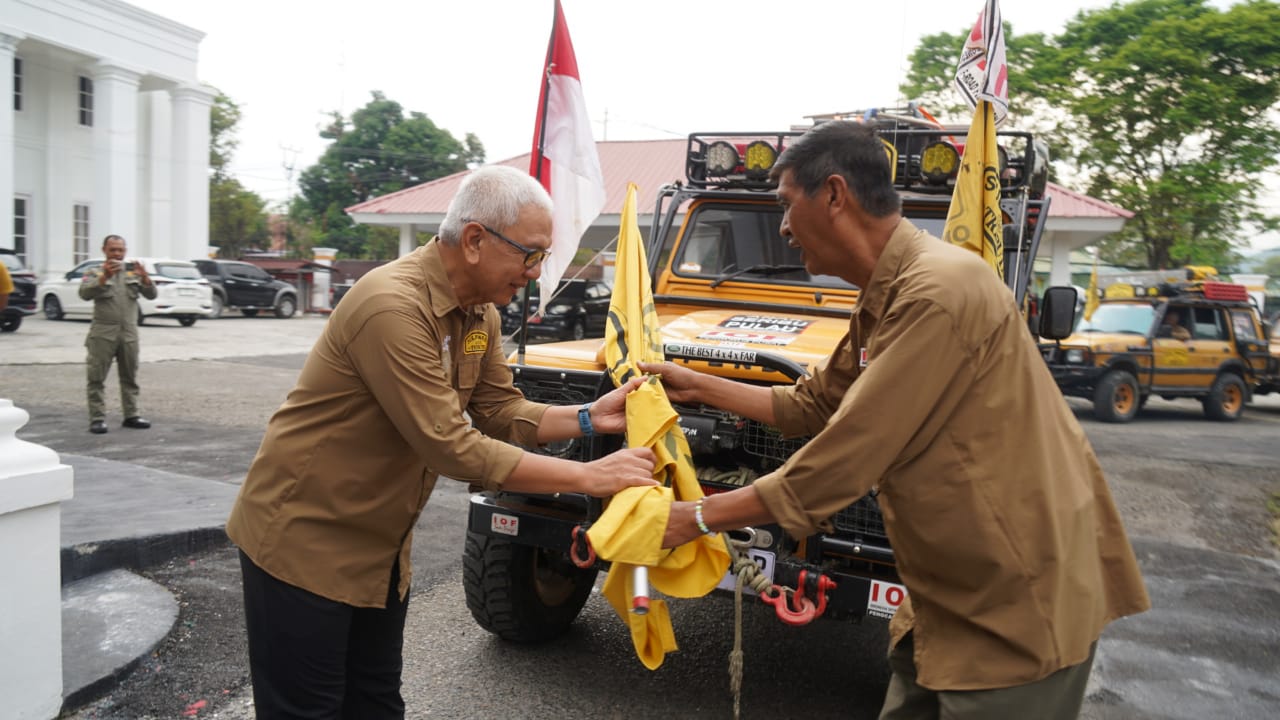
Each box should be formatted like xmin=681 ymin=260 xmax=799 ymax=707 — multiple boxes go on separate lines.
xmin=347 ymin=139 xmax=1132 ymax=221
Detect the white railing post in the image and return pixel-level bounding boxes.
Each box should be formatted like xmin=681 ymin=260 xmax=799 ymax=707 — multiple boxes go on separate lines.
xmin=0 ymin=399 xmax=75 ymax=719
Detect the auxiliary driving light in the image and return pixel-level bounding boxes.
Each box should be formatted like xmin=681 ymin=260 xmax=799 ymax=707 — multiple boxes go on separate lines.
xmin=743 ymin=140 xmax=777 ymax=179
xmin=705 ymin=141 xmax=740 ymax=176
xmin=919 ymin=141 xmax=960 ymax=184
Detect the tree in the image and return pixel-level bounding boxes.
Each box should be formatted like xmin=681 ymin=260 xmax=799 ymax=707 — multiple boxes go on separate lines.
xmin=294 ymin=91 xmax=485 ymax=258
xmin=209 ymin=92 xmax=269 ymax=257
xmin=901 ymin=0 xmax=1280 ymax=271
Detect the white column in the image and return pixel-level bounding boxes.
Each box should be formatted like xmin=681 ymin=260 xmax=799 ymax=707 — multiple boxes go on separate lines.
xmin=0 ymin=399 xmax=75 ymax=720
xmin=0 ymin=32 xmax=21 ymax=252
xmin=312 ymin=247 xmax=337 ymax=311
xmin=145 ymin=91 xmax=172 ymax=258
xmin=1049 ymin=234 xmax=1075 ymax=287
xmin=170 ymin=85 xmax=214 ymax=262
xmin=398 ymin=224 xmax=414 ymax=257
xmin=92 ymin=62 xmax=141 ymax=244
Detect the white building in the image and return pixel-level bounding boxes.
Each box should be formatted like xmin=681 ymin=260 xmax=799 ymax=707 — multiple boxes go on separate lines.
xmin=1 ymin=0 xmax=213 ymax=279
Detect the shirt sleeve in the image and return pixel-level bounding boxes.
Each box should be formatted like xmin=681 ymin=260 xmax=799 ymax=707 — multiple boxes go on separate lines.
xmin=345 ymin=308 xmax=529 ymax=491
xmin=771 ymin=334 xmax=859 ymax=438
xmin=753 ymin=296 xmax=978 ymax=537
xmin=78 ymin=271 xmax=107 ymax=300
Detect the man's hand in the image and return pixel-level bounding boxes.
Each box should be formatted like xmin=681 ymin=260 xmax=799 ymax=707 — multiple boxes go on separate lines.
xmin=589 ymin=375 xmax=646 ymax=434
xmin=101 ymin=259 xmax=123 ymax=282
xmin=130 ymin=259 xmax=151 ymax=284
xmin=580 ymin=447 xmax=658 ymax=496
xmin=637 ymin=361 xmax=703 ymax=404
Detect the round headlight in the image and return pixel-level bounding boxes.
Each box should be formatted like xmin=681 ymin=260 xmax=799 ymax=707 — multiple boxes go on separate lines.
xmin=743 ymin=141 xmax=777 ymax=179
xmin=1065 ymin=349 xmax=1085 ymax=364
xmin=919 ymin=142 xmax=960 ymax=185
xmin=705 ymin=141 xmax=740 ymax=175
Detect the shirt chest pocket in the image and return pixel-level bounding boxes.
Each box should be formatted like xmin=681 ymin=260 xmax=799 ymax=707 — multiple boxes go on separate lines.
xmin=456 ymin=356 xmax=481 ymax=407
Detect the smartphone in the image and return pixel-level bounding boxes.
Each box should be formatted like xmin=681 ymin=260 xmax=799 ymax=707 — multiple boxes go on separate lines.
xmin=124 ymin=261 xmax=136 ymax=272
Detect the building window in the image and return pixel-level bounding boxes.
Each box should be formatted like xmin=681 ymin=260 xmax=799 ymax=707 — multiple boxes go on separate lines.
xmin=73 ymin=204 xmax=90 ymax=263
xmin=12 ymin=57 xmax=20 ymax=112
xmin=14 ymin=197 xmax=29 ymax=263
xmin=78 ymin=76 xmax=94 ymax=127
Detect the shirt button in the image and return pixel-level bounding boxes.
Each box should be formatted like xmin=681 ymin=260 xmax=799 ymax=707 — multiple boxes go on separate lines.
xmin=434 ymin=423 xmax=443 ymax=432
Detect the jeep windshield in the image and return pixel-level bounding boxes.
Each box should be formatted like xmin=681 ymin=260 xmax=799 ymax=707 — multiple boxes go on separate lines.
xmin=1077 ymin=303 xmax=1154 ymax=334
xmin=668 ymin=203 xmax=855 ymax=290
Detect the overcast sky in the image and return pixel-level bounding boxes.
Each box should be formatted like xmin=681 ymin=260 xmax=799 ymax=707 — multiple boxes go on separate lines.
xmin=129 ymin=0 xmax=1276 ymax=250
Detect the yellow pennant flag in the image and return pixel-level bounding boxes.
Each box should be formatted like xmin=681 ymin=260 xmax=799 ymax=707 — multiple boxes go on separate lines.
xmin=588 ymin=183 xmax=730 ymax=670
xmin=943 ymin=100 xmax=1004 ymax=280
xmin=1084 ymin=253 xmax=1100 ymax=321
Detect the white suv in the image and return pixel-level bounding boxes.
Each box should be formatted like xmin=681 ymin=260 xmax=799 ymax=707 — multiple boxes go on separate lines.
xmin=38 ymin=258 xmax=214 ymax=326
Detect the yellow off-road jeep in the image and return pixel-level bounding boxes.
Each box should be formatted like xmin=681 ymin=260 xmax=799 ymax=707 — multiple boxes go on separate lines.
xmin=463 ymin=115 xmax=1068 ymax=643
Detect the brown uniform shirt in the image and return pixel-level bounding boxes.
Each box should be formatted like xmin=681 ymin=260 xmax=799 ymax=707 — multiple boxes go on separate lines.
xmin=226 ymin=241 xmax=547 ymax=607
xmin=753 ymin=220 xmax=1150 ymax=690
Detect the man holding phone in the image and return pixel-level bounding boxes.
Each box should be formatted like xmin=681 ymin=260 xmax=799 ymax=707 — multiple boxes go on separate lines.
xmin=78 ymin=234 xmax=156 ymax=433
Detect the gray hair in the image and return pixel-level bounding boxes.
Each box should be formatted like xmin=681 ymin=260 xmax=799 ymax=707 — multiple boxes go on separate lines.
xmin=438 ymin=165 xmax=553 ymax=244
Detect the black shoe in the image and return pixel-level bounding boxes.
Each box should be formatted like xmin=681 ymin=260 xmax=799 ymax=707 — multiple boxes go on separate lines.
xmin=123 ymin=416 xmax=151 ymax=429
xmin=90 ymin=420 xmax=108 ymax=434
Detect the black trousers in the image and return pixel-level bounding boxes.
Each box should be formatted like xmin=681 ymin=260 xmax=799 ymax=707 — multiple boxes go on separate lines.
xmin=239 ymin=551 xmax=409 ymax=720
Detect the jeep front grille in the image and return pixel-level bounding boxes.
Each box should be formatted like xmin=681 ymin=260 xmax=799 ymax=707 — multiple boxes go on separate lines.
xmin=741 ymin=420 xmax=807 ymax=465
xmin=511 ymin=366 xmax=608 ymax=462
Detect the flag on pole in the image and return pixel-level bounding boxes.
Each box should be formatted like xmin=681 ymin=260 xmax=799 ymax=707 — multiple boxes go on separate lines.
xmin=943 ymin=0 xmax=1008 ymax=279
xmin=1084 ymin=253 xmax=1100 ymax=321
xmin=529 ymin=0 xmax=606 ymax=313
xmin=586 ymin=184 xmax=730 ymax=670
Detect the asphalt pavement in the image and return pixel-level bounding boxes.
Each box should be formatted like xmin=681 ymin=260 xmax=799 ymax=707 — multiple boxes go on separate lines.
xmin=2 ymin=312 xmax=1278 ymax=719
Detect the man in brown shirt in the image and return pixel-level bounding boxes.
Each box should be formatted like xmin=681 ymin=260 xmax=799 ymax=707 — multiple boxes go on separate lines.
xmin=226 ymin=166 xmax=657 ymax=718
xmin=644 ymin=122 xmax=1149 ymax=719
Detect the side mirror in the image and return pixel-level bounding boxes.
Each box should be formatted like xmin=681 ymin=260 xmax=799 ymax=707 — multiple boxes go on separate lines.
xmin=1039 ymin=286 xmax=1078 ymax=340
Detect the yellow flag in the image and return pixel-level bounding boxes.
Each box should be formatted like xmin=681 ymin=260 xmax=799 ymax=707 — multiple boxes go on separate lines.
xmin=1084 ymin=253 xmax=1100 ymax=321
xmin=588 ymin=183 xmax=730 ymax=670
xmin=943 ymin=100 xmax=1004 ymax=280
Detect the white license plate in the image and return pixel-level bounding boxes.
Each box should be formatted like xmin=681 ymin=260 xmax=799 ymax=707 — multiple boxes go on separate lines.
xmin=177 ymin=288 xmax=197 ymax=297
xmin=716 ymin=548 xmax=774 ymax=593
xmin=867 ymin=579 xmax=908 ymax=619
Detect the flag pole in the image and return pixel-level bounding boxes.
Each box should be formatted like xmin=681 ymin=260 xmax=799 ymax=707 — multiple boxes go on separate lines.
xmin=518 ymin=0 xmax=560 ymax=363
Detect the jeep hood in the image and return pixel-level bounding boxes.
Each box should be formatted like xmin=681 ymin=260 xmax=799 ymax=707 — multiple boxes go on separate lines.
xmin=1058 ymin=331 xmax=1151 ymax=353
xmin=509 ymin=307 xmax=852 ymax=378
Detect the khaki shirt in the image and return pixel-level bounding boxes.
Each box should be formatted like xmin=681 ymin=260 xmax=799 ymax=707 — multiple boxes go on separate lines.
xmin=78 ymin=266 xmax=157 ymax=342
xmin=753 ymin=220 xmax=1150 ymax=690
xmin=226 ymin=241 xmax=548 ymax=607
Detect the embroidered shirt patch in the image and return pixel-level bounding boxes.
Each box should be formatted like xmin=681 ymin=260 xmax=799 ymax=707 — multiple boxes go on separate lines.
xmin=464 ymin=331 xmax=488 ymax=354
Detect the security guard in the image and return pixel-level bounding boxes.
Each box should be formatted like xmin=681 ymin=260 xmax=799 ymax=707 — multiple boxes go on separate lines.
xmin=79 ymin=234 xmax=157 ymax=434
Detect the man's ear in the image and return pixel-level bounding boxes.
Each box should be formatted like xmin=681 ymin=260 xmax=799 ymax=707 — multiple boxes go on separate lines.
xmin=825 ymin=174 xmax=851 ymax=215
xmin=461 ymin=223 xmax=484 ymax=263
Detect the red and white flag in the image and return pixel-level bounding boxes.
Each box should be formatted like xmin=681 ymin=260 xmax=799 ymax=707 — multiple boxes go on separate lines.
xmin=954 ymin=0 xmax=1009 ymax=125
xmin=530 ymin=0 xmax=606 ymax=313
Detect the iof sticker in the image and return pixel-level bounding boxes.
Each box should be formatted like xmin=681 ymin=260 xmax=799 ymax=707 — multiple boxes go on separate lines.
xmin=464 ymin=330 xmax=488 ymax=354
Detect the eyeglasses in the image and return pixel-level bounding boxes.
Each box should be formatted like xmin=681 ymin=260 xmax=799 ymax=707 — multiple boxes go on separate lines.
xmin=466 ymin=220 xmax=549 ymax=268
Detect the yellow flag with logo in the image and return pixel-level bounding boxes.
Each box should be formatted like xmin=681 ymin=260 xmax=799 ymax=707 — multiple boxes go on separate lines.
xmin=943 ymin=99 xmax=1004 ymax=280
xmin=1084 ymin=254 xmax=1100 ymax=321
xmin=588 ymin=183 xmax=730 ymax=670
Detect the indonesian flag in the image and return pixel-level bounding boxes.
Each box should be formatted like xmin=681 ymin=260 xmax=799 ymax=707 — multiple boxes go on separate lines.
xmin=530 ymin=0 xmax=606 ymax=313
xmin=953 ymin=0 xmax=1008 ymax=125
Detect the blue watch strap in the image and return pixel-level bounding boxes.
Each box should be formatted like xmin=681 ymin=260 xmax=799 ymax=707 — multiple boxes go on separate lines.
xmin=578 ymin=403 xmax=595 ymax=437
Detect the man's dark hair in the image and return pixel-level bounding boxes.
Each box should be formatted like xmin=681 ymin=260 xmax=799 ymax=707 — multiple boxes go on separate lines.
xmin=102 ymin=234 xmax=124 ymax=248
xmin=771 ymin=121 xmax=901 ymax=217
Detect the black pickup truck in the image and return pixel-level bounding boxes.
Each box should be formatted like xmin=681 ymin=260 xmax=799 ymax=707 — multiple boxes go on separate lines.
xmin=192 ymin=259 xmax=299 ymax=319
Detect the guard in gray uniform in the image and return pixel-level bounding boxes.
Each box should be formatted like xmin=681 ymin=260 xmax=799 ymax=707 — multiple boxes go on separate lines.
xmin=79 ymin=234 xmax=157 ymax=434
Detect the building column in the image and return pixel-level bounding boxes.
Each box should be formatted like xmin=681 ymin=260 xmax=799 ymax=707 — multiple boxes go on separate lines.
xmin=312 ymin=247 xmax=337 ymax=311
xmin=170 ymin=85 xmax=214 ymax=262
xmin=398 ymin=224 xmax=414 ymax=257
xmin=144 ymin=91 xmax=173 ymax=258
xmin=0 ymin=32 xmax=22 ymax=252
xmin=1049 ymin=233 xmax=1076 ymax=287
xmin=92 ymin=62 xmax=141 ymax=245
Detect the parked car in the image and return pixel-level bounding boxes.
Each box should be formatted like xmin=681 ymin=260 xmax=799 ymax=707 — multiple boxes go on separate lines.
xmin=500 ymin=278 xmax=613 ymax=341
xmin=1 ymin=249 xmax=38 ymax=332
xmin=191 ymin=259 xmax=298 ymax=319
xmin=39 ymin=258 xmax=212 ymax=326
xmin=330 ymin=280 xmax=355 ymax=309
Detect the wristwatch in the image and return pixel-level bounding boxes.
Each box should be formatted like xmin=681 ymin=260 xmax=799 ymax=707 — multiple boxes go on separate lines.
xmin=577 ymin=403 xmax=595 ymax=437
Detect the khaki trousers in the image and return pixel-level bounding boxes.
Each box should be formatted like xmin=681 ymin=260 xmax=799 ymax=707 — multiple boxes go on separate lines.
xmin=880 ymin=632 xmax=1096 ymax=720
xmin=86 ymin=335 xmax=140 ymax=421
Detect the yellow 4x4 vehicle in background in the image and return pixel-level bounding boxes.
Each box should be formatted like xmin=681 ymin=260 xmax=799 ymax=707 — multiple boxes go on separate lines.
xmin=463 ymin=112 xmax=1072 ymax=645
xmin=1043 ymin=270 xmax=1280 ymax=422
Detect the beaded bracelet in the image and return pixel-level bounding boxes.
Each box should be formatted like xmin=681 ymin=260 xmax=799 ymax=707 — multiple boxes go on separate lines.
xmin=694 ymin=497 xmax=714 ymax=536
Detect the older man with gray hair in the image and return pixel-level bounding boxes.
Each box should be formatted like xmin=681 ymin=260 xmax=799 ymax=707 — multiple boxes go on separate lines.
xmin=227 ymin=165 xmax=656 ymax=719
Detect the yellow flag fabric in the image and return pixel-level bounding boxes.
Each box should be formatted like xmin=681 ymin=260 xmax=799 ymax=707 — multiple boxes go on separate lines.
xmin=1084 ymin=254 xmax=1100 ymax=321
xmin=588 ymin=183 xmax=730 ymax=670
xmin=943 ymin=100 xmax=1004 ymax=281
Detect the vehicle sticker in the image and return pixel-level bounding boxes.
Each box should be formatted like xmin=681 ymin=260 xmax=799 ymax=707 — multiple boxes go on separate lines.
xmin=464 ymin=330 xmax=488 ymax=354
xmin=678 ymin=261 xmax=703 ymax=273
xmin=697 ymin=329 xmax=796 ymax=346
xmin=665 ymin=343 xmax=759 ymax=364
xmin=867 ymin=579 xmax=907 ymax=619
xmin=860 ymin=347 xmax=869 ymax=368
xmin=490 ymin=513 xmax=519 ymax=537
xmin=718 ymin=315 xmax=812 ymax=334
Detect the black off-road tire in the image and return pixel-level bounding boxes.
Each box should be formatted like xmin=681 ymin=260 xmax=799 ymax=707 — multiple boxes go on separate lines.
xmin=274 ymin=294 xmax=297 ymax=319
xmin=1202 ymin=374 xmax=1246 ymax=422
xmin=463 ymin=529 xmax=597 ymax=644
xmin=1093 ymin=370 xmax=1140 ymax=423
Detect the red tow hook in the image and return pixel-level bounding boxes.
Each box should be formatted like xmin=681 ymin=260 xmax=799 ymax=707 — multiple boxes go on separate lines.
xmin=570 ymin=525 xmax=596 ymax=569
xmin=761 ymin=584 xmax=817 ymax=626
xmin=795 ymin=569 xmax=838 ymax=619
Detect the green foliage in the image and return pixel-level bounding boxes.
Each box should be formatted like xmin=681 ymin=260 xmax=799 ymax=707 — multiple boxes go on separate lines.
xmin=900 ymin=0 xmax=1280 ymax=271
xmin=208 ymin=91 xmax=270 ymax=256
xmin=292 ymin=91 xmax=485 ymax=259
